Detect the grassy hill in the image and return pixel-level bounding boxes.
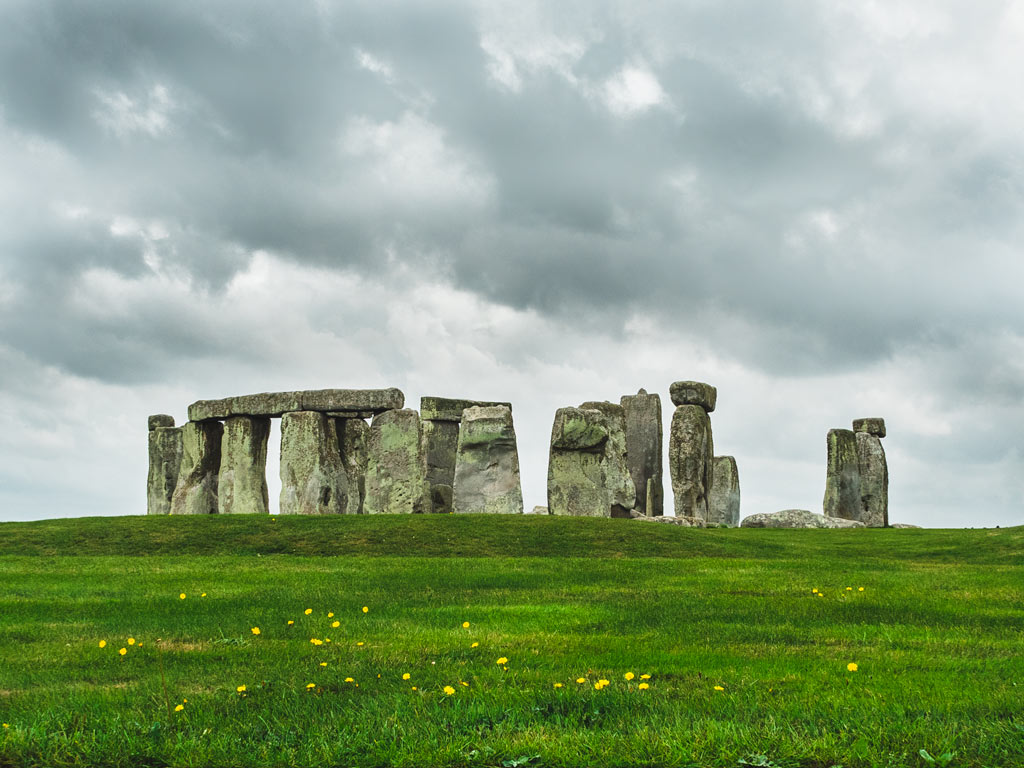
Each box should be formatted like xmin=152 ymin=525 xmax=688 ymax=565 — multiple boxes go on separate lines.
xmin=0 ymin=516 xmax=1021 ymax=768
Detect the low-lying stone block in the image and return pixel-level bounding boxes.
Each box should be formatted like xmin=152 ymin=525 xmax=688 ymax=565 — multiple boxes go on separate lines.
xmin=452 ymin=406 xmax=523 ymax=514
xmin=170 ymin=421 xmax=223 ymax=515
xmin=890 ymin=523 xmax=922 ymax=529
xmin=740 ymin=510 xmax=866 ymax=528
xmin=620 ymin=389 xmax=663 ymax=516
xmin=823 ymin=428 xmax=861 ymax=520
xmin=628 ymin=510 xmax=706 ymax=527
xmin=708 ymin=455 xmax=740 ymax=526
xmin=279 ymin=411 xmax=348 ymax=515
xmin=364 ymin=409 xmax=430 ymax=515
xmin=148 ymin=414 xmax=175 ymax=431
xmin=669 ymin=381 xmax=717 ymax=412
xmin=188 ymin=388 xmax=404 ymax=421
xmin=147 ymin=426 xmax=182 ymax=515
xmin=669 ymin=404 xmax=714 ymax=520
xmin=218 ymin=416 xmax=270 ymax=515
xmin=852 ymin=417 xmax=886 ymax=438
xmin=420 ymin=397 xmax=512 ymax=422
xmin=530 ymin=505 xmax=549 ymax=515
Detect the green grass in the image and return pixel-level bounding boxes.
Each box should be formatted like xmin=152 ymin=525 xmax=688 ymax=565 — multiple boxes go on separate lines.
xmin=0 ymin=516 xmax=1021 ymax=768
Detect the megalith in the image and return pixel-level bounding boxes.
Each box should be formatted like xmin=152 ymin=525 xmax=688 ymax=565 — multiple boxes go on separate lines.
xmin=147 ymin=416 xmax=182 ymax=516
xmin=620 ymin=389 xmax=663 ymax=516
xmin=364 ymin=409 xmax=430 ymax=514
xmin=217 ymin=416 xmax=271 ymax=515
xmin=578 ymin=401 xmax=635 ymax=517
xmin=823 ymin=428 xmax=861 ymax=521
xmin=170 ymin=421 xmax=223 ymax=515
xmin=668 ymin=381 xmax=716 ymax=520
xmin=708 ymin=455 xmax=740 ymax=526
xmin=279 ymin=411 xmax=348 ymax=515
xmin=452 ymin=405 xmax=523 ymax=515
xmin=854 ymin=418 xmax=888 ymax=528
xmin=336 ymin=418 xmax=369 ymax=515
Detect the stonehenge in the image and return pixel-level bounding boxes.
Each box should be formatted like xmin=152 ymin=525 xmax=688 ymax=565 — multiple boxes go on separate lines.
xmin=820 ymin=419 xmax=888 ymax=527
xmin=147 ymin=416 xmax=182 ymax=516
xmin=668 ymin=381 xmax=716 ymax=521
xmin=823 ymin=429 xmax=861 ymax=521
xmin=280 ymin=411 xmax=348 ymax=515
xmin=364 ymin=409 xmax=430 ymax=515
xmin=452 ymin=405 xmax=523 ymax=515
xmin=620 ymin=389 xmax=663 ymax=516
xmin=218 ymin=416 xmax=270 ymax=515
xmin=708 ymin=456 xmax=740 ymax=526
xmin=169 ymin=420 xmax=223 ymax=515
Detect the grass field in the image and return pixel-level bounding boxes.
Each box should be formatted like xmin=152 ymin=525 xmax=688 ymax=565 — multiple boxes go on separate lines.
xmin=0 ymin=516 xmax=1021 ymax=768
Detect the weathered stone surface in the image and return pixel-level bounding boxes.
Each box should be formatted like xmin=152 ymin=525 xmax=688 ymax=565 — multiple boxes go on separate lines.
xmin=740 ymin=510 xmax=866 ymax=529
xmin=147 ymin=426 xmax=182 ymax=515
xmin=420 ymin=397 xmax=512 ymax=422
xmin=708 ymin=455 xmax=740 ymax=526
xmin=856 ymin=432 xmax=888 ymax=528
xmin=530 ymin=505 xmax=549 ymax=515
xmin=452 ymin=406 xmax=523 ymax=515
xmin=550 ymin=407 xmax=609 ymax=451
xmin=279 ymin=411 xmax=348 ymax=515
xmin=628 ymin=509 xmax=707 ymax=527
xmin=218 ymin=417 xmax=270 ymax=515
xmin=852 ymin=417 xmax=886 ymax=438
xmin=620 ymin=389 xmax=663 ymax=516
xmin=170 ymin=421 xmax=223 ymax=515
xmin=421 ymin=419 xmax=460 ymax=514
xmin=336 ymin=418 xmax=369 ymax=515
xmin=364 ymin=409 xmax=430 ymax=515
xmin=148 ymin=414 xmax=175 ymax=431
xmin=669 ymin=405 xmax=714 ymax=520
xmin=823 ymin=429 xmax=862 ymax=521
xmin=578 ymin=402 xmax=635 ymax=516
xmin=547 ymin=446 xmax=607 ymax=517
xmin=669 ymin=381 xmax=717 ymax=412
xmin=890 ymin=523 xmax=922 ymax=529
xmin=188 ymin=388 xmax=404 ymax=421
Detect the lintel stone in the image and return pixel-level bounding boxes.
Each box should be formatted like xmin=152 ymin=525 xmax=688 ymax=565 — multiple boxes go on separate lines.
xmin=148 ymin=414 xmax=175 ymax=431
xmin=852 ymin=417 xmax=886 ymax=438
xmin=420 ymin=396 xmax=512 ymax=422
xmin=669 ymin=381 xmax=717 ymax=412
xmin=188 ymin=388 xmax=404 ymax=421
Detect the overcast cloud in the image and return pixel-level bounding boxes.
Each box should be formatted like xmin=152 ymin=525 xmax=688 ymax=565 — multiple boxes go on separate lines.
xmin=2 ymin=0 xmax=1022 ymax=526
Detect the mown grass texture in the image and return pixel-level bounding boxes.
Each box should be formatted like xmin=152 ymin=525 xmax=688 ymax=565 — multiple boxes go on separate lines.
xmin=0 ymin=515 xmax=1021 ymax=768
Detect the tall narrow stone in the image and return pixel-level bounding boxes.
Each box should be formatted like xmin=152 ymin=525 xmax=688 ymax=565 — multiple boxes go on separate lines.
xmin=337 ymin=418 xmax=370 ymax=515
xmin=708 ymin=455 xmax=740 ymax=526
xmin=147 ymin=417 xmax=182 ymax=516
xmin=578 ymin=401 xmax=635 ymax=517
xmin=854 ymin=418 xmax=888 ymax=528
xmin=279 ymin=411 xmax=348 ymax=515
xmin=218 ymin=416 xmax=270 ymax=515
xmin=669 ymin=405 xmax=714 ymax=520
xmin=421 ymin=419 xmax=460 ymax=514
xmin=620 ymin=389 xmax=663 ymax=516
xmin=823 ymin=428 xmax=861 ymax=521
xmin=364 ymin=409 xmax=430 ymax=515
xmin=452 ymin=405 xmax=523 ymax=515
xmin=170 ymin=421 xmax=223 ymax=515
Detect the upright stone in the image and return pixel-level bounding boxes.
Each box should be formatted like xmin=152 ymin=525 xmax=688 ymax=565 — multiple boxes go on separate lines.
xmin=620 ymin=389 xmax=663 ymax=516
xmin=452 ymin=405 xmax=523 ymax=515
xmin=421 ymin=419 xmax=460 ymax=514
xmin=854 ymin=418 xmax=888 ymax=528
xmin=708 ymin=455 xmax=740 ymax=526
xmin=279 ymin=411 xmax=348 ymax=515
xmin=364 ymin=409 xmax=430 ymax=514
xmin=147 ymin=417 xmax=182 ymax=516
xmin=547 ymin=407 xmax=609 ymax=517
xmin=337 ymin=418 xmax=369 ymax=515
xmin=669 ymin=405 xmax=714 ymax=520
xmin=170 ymin=421 xmax=223 ymax=515
xmin=578 ymin=401 xmax=635 ymax=517
xmin=823 ymin=428 xmax=861 ymax=521
xmin=217 ymin=416 xmax=270 ymax=515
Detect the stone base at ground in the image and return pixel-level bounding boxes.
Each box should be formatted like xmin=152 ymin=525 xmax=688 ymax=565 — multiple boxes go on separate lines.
xmin=628 ymin=510 xmax=706 ymax=527
xmin=740 ymin=509 xmax=866 ymax=528
xmin=889 ymin=523 xmax=922 ymax=529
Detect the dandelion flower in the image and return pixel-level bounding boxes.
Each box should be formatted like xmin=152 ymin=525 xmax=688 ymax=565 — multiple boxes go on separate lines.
xmin=174 ymin=704 xmax=184 ymax=712
xmin=118 ymin=647 xmax=127 ymax=656
xmin=640 ymin=674 xmax=651 ymax=680
xmin=460 ymin=681 xmax=469 ymax=687
xmin=345 ymin=677 xmax=354 ymax=683
xmin=470 ymin=642 xmax=479 ymax=648
xmin=128 ymin=638 xmax=136 ymax=646
xmin=811 ymin=588 xmax=818 ymax=593
xmin=847 ymin=662 xmax=858 ymax=672
xmin=846 ymin=587 xmax=853 ymax=591
xmin=624 ymin=672 xmax=635 ymax=681
xmin=310 ymin=638 xmax=323 ymax=645
xmin=320 ymin=662 xmax=328 ymax=667
xmin=331 ymin=621 xmax=340 ymax=628
xmin=576 ymin=677 xmax=586 ymax=684
xmin=287 ymin=620 xmax=294 ymax=625
xmin=594 ymin=682 xmax=603 ymax=690
xmin=858 ymin=587 xmax=864 ymax=592
xmin=306 ymin=683 xmax=316 ymax=689
xmin=496 ymin=657 xmax=508 ymax=665
xmin=362 ymin=606 xmax=368 ymax=613
xmin=179 ymin=593 xmax=186 ymax=600
xmin=462 ymin=621 xmax=470 ymax=628
xmin=251 ymin=627 xmax=260 ymax=635
xmin=411 ymin=686 xmax=417 ymax=691
xmin=2 ymin=724 xmax=8 ymax=728
xmin=327 ymin=612 xmax=334 ymax=618
xmin=638 ymin=683 xmax=649 ymax=690
xmin=713 ymin=685 xmax=724 ymax=691
xmin=402 ymin=673 xmax=411 ymax=680
xmin=201 ymin=593 xmax=206 ymax=597
xmin=356 ymin=641 xmax=364 ymax=646
xmin=98 ymin=640 xmax=107 ymax=649
xmin=553 ymin=682 xmax=563 ymax=688
xmin=443 ymin=685 xmax=455 ymax=695
xmin=304 ymin=608 xmax=312 ymax=615
xmin=817 ymin=593 xmax=824 ymax=597
xmin=236 ymin=685 xmax=246 ymax=692
xmin=325 ymin=638 xmax=331 ymax=643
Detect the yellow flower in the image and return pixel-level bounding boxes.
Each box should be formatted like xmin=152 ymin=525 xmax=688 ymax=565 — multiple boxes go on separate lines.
xmin=345 ymin=677 xmax=354 ymax=683
xmin=402 ymin=673 xmax=411 ymax=680
xmin=237 ymin=685 xmax=246 ymax=692
xmin=638 ymin=683 xmax=649 ymax=690
xmin=179 ymin=593 xmax=186 ymax=600
xmin=811 ymin=588 xmax=818 ymax=593
xmin=2 ymin=723 xmax=8 ymax=728
xmin=576 ymin=677 xmax=586 ymax=684
xmin=327 ymin=612 xmax=334 ymax=618
xmin=714 ymin=685 xmax=724 ymax=691
xmin=411 ymin=686 xmax=417 ymax=691
xmin=640 ymin=674 xmax=651 ymax=680
xmin=174 ymin=704 xmax=184 ymax=712
xmin=183 ymin=699 xmax=187 ymax=703
xmin=251 ymin=627 xmax=260 ymax=635
xmin=304 ymin=608 xmax=312 ymax=615
xmin=470 ymin=642 xmax=479 ymax=648
xmin=858 ymin=587 xmax=865 ymax=592
xmin=496 ymin=657 xmax=508 ymax=665
xmin=118 ymin=647 xmax=127 ymax=656
xmin=201 ymin=593 xmax=206 ymax=597
xmin=443 ymin=685 xmax=455 ymax=695
xmin=306 ymin=683 xmax=316 ymax=689
xmin=287 ymin=620 xmax=294 ymax=625
xmin=310 ymin=638 xmax=323 ymax=645
xmin=320 ymin=662 xmax=328 ymax=667
xmin=462 ymin=621 xmax=470 ymax=628
xmin=127 ymin=638 xmax=136 ymax=646
xmin=331 ymin=621 xmax=340 ymax=628
xmin=362 ymin=606 xmax=369 ymax=613
xmin=847 ymin=662 xmax=858 ymax=672
xmin=356 ymin=641 xmax=364 ymax=646
xmin=325 ymin=638 xmax=331 ymax=643
xmin=553 ymin=682 xmax=563 ymax=688
xmin=817 ymin=593 xmax=824 ymax=597
xmin=624 ymin=672 xmax=635 ymax=681
xmin=846 ymin=586 xmax=853 ymax=591
xmin=594 ymin=682 xmax=604 ymax=690
xmin=460 ymin=681 xmax=469 ymax=687
xmin=98 ymin=640 xmax=106 ymax=648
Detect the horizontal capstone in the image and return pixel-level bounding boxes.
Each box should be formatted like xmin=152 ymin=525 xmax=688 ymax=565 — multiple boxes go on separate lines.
xmin=188 ymin=388 xmax=404 ymax=421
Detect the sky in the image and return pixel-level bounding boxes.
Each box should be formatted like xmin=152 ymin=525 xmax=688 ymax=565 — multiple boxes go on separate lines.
xmin=1 ymin=0 xmax=1022 ymax=527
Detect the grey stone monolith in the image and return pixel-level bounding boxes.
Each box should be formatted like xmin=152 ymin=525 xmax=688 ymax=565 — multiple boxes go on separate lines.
xmin=452 ymin=405 xmax=523 ymax=515
xmin=217 ymin=416 xmax=270 ymax=515
xmin=279 ymin=411 xmax=348 ymax=515
xmin=669 ymin=404 xmax=714 ymax=520
xmin=364 ymin=409 xmax=430 ymax=515
xmin=578 ymin=401 xmax=635 ymax=517
xmin=147 ymin=423 xmax=183 ymax=515
xmin=708 ymin=455 xmax=740 ymax=526
xmin=337 ymin=418 xmax=369 ymax=515
xmin=620 ymin=389 xmax=663 ymax=516
xmin=420 ymin=397 xmax=512 ymax=422
xmin=823 ymin=428 xmax=861 ymax=521
xmin=170 ymin=421 xmax=223 ymax=515
xmin=856 ymin=431 xmax=888 ymax=528
xmin=421 ymin=418 xmax=460 ymax=514
xmin=669 ymin=381 xmax=717 ymax=412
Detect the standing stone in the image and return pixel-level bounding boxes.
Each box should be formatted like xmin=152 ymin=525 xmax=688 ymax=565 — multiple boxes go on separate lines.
xmin=337 ymin=418 xmax=369 ymax=515
xmin=578 ymin=401 xmax=635 ymax=517
xmin=279 ymin=411 xmax=348 ymax=515
xmin=669 ymin=381 xmax=717 ymax=412
xmin=620 ymin=389 xmax=663 ymax=516
xmin=147 ymin=419 xmax=182 ymax=516
xmin=364 ymin=409 xmax=430 ymax=515
xmin=217 ymin=416 xmax=270 ymax=515
xmin=823 ymin=428 xmax=861 ymax=521
xmin=854 ymin=420 xmax=888 ymax=528
xmin=669 ymin=405 xmax=714 ymax=520
xmin=421 ymin=419 xmax=460 ymax=514
xmin=170 ymin=421 xmax=223 ymax=515
xmin=452 ymin=405 xmax=523 ymax=515
xmin=708 ymin=455 xmax=740 ymax=526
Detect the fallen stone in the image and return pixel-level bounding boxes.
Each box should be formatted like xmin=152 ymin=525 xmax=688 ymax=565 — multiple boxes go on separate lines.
xmin=530 ymin=506 xmax=549 ymax=515
xmin=170 ymin=421 xmax=223 ymax=515
xmin=420 ymin=396 xmax=512 ymax=422
xmin=740 ymin=510 xmax=866 ymax=528
xmin=620 ymin=389 xmax=663 ymax=517
xmin=337 ymin=418 xmax=369 ymax=515
xmin=420 ymin=419 xmax=460 ymax=514
xmin=549 ymin=407 xmax=608 ymax=452
xmin=708 ymin=455 xmax=740 ymax=526
xmin=578 ymin=401 xmax=636 ymax=517
xmin=823 ymin=429 xmax=862 ymax=521
xmin=669 ymin=381 xmax=717 ymax=412
xmin=188 ymin=388 xmax=404 ymax=421
xmin=628 ymin=510 xmax=706 ymax=527
xmin=364 ymin=409 xmax=430 ymax=515
xmin=890 ymin=523 xmax=922 ymax=529
xmin=148 ymin=414 xmax=175 ymax=431
xmin=852 ymin=417 xmax=886 ymax=438
xmin=669 ymin=404 xmax=714 ymax=520
xmin=856 ymin=432 xmax=888 ymax=528
xmin=147 ymin=426 xmax=182 ymax=515
xmin=279 ymin=411 xmax=348 ymax=515
xmin=218 ymin=416 xmax=271 ymax=515
xmin=452 ymin=405 xmax=523 ymax=515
